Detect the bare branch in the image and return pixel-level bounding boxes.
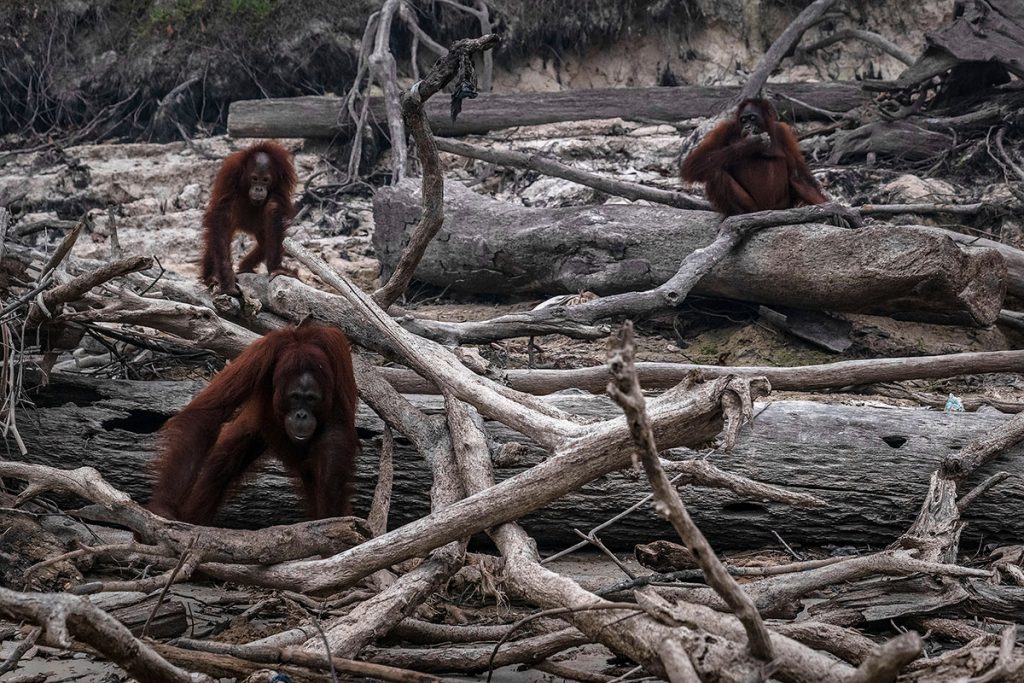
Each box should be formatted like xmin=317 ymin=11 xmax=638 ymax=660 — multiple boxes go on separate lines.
xmin=27 ymin=256 xmax=153 ymax=326
xmin=434 ymin=136 xmax=710 ymax=209
xmin=798 ymin=28 xmax=915 ymax=65
xmin=377 ymin=349 xmax=1024 ymax=395
xmin=607 ymin=321 xmax=773 ymax=661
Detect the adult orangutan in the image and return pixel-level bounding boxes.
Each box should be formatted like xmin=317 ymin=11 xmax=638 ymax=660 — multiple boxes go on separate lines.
xmin=199 ymin=141 xmax=297 ymax=295
xmin=681 ymin=98 xmax=828 ymax=216
xmin=148 ymin=325 xmax=359 ymax=525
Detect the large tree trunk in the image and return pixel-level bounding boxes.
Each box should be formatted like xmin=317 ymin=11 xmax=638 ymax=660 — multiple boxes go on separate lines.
xmin=226 ymin=82 xmax=867 ymax=139
xmin=13 ymin=374 xmax=1023 ymax=550
xmin=373 ymin=180 xmax=1006 ymax=325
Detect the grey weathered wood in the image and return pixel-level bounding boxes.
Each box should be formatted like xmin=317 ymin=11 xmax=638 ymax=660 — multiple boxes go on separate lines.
xmin=827 ymin=121 xmax=953 ymax=164
xmin=921 ymin=226 xmax=1024 ymax=300
xmin=11 ymin=375 xmax=1024 ymax=550
xmin=373 ymin=180 xmax=1006 ymax=326
xmin=0 ymin=510 xmax=82 ymax=591
xmin=896 ymin=0 xmax=1024 ymax=84
xmin=106 ymin=594 xmax=188 ymax=640
xmin=227 ymin=82 xmax=868 ymax=139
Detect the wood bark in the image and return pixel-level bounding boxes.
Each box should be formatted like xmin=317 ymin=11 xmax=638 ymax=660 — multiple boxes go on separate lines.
xmin=377 ymin=350 xmax=1024 ymax=396
xmin=226 ymin=82 xmax=868 ymax=139
xmin=373 ymin=180 xmax=1006 ymax=325
xmin=0 ymin=510 xmax=82 ymax=591
xmin=15 ymin=375 xmax=1024 ymax=550
xmin=895 ymin=0 xmax=1024 ymax=84
xmin=919 ymin=226 xmax=1024 ymax=300
xmin=827 ymin=121 xmax=953 ymax=164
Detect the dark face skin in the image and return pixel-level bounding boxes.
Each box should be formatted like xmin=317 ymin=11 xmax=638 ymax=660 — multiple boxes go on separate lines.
xmin=247 ymin=152 xmax=274 ymax=205
xmin=738 ymin=104 xmax=767 ymax=138
xmin=283 ymin=371 xmax=324 ymax=445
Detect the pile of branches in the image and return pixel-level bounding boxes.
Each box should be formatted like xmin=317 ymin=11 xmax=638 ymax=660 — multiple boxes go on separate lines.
xmin=2 ymin=11 xmax=1024 ymax=683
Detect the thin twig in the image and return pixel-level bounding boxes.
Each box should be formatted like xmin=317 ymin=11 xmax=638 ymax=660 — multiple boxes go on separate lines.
xmin=143 ymin=537 xmax=198 ymax=638
xmin=283 ymin=596 xmax=339 ymax=683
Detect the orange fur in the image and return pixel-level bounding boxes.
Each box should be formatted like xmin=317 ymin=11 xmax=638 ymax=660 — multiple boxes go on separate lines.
xmin=148 ymin=325 xmax=359 ymax=524
xmin=681 ymin=99 xmax=827 ymax=216
xmin=199 ymin=141 xmax=297 ymax=294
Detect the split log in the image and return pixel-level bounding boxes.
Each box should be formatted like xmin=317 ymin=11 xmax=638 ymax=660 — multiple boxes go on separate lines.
xmin=89 ymin=593 xmax=188 ymax=640
xmin=226 ymin=82 xmax=867 ymax=139
xmin=13 ymin=374 xmax=1024 ymax=550
xmin=373 ymin=180 xmax=1006 ymax=325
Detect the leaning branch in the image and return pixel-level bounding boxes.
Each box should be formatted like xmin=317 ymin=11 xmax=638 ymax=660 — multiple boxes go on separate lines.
xmin=0 ymin=587 xmax=208 ymax=683
xmin=740 ymin=0 xmax=842 ymax=100
xmin=607 ymin=321 xmax=774 ymax=661
xmin=373 ymin=34 xmax=501 ymax=310
xmin=434 ymin=137 xmax=710 ymax=210
xmin=797 ymin=28 xmax=915 ymax=66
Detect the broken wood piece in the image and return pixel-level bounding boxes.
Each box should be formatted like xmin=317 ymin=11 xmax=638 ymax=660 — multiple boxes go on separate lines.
xmin=634 ymin=539 xmax=698 ymax=571
xmin=373 ymin=180 xmax=1006 ymax=325
xmin=757 ymin=305 xmax=853 ymax=353
xmin=93 ymin=592 xmax=188 ymax=640
xmin=895 ymin=0 xmax=1024 ymax=86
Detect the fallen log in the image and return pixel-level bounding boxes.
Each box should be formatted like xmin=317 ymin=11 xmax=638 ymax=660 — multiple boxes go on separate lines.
xmin=894 ymin=0 xmax=1024 ymax=87
xmin=919 ymin=226 xmax=1024 ymax=300
xmin=226 ymin=82 xmax=868 ymax=139
xmin=14 ymin=374 xmax=1024 ymax=550
xmin=373 ymin=180 xmax=1006 ymax=325
xmin=375 ymin=350 xmax=1024 ymax=396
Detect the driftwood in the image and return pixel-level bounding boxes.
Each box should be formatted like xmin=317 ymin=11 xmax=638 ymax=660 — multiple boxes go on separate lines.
xmin=377 ymin=350 xmax=1024 ymax=397
xmin=919 ymin=226 xmax=1024 ymax=300
xmin=6 ymin=14 xmax=1024 ymax=681
xmin=226 ymin=82 xmax=868 ymax=139
xmin=608 ymin=321 xmax=775 ymax=662
xmin=895 ymin=0 xmax=1024 ymax=86
xmin=17 ymin=374 xmax=1024 ymax=550
xmin=827 ymin=121 xmax=954 ymax=164
xmin=101 ymin=593 xmax=188 ymax=640
xmin=373 ymin=180 xmax=1006 ymax=325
